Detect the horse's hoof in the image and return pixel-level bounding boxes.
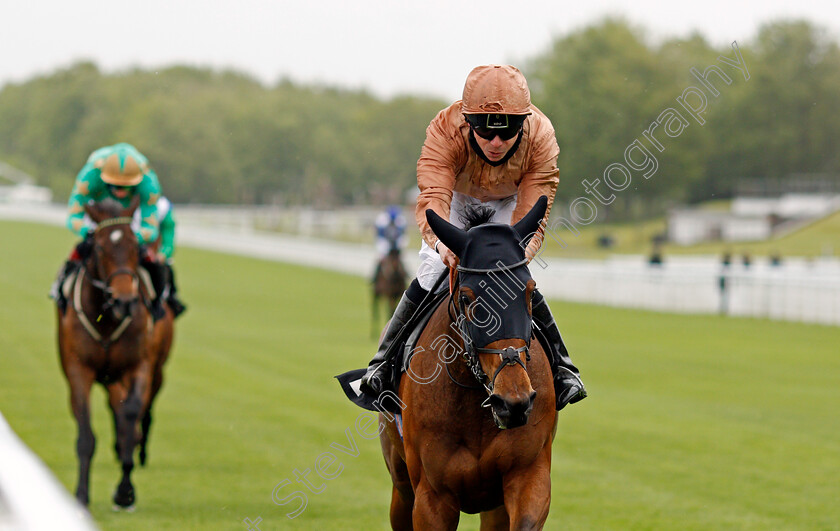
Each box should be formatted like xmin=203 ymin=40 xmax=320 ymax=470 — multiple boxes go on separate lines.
xmin=112 ymin=504 xmax=136 ymax=513
xmin=113 ymin=487 xmax=135 ymax=509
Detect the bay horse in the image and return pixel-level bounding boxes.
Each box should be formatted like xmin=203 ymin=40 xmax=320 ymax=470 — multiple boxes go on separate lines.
xmin=372 ymin=248 xmax=408 ymax=337
xmin=378 ymin=196 xmax=558 ymax=529
xmin=56 ymin=197 xmax=173 ymax=509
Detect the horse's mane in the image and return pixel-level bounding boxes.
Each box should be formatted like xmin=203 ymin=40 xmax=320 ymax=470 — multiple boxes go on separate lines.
xmin=89 ymin=198 xmax=125 ymax=218
xmin=458 ymin=204 xmax=496 ymax=230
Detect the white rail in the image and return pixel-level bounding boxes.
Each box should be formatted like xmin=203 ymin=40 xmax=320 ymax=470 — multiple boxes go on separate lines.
xmin=530 ymin=255 xmax=840 ymax=326
xmin=2 ymin=203 xmax=837 ymax=326
xmin=0 ymin=412 xmax=98 ymax=530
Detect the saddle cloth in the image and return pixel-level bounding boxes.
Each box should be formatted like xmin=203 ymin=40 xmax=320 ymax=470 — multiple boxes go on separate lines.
xmin=335 ymin=288 xmax=449 ymax=413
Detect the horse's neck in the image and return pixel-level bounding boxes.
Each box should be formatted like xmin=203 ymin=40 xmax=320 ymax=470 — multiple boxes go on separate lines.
xmin=77 ymin=264 xmax=113 ymax=324
xmin=438 ymin=300 xmax=482 ymax=385
xmin=79 ymin=261 xmax=102 ymax=298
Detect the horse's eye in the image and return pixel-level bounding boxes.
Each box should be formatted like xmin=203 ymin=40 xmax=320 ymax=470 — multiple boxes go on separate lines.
xmin=458 ymin=287 xmax=476 ymax=303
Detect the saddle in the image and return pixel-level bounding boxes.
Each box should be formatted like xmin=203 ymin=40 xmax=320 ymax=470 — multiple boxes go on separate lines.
xmin=336 ymin=274 xmax=449 ymax=413
xmin=60 ymin=268 xmax=79 ymax=301
xmin=336 ymin=274 xmax=555 ymax=413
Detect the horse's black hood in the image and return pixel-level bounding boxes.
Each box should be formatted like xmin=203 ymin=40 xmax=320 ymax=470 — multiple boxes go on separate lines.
xmin=426 ymin=196 xmax=548 ymax=349
xmin=457 ymin=256 xmax=533 ymax=350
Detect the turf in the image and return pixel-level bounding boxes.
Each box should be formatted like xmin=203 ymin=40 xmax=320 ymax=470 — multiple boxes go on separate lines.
xmin=1 ymin=220 xmax=837 ymax=530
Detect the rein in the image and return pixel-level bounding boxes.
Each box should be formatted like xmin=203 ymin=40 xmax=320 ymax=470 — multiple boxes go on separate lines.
xmin=73 ymin=268 xmax=134 ymax=350
xmin=446 ymin=259 xmax=532 ymax=402
xmin=455 ymin=258 xmax=528 ymax=275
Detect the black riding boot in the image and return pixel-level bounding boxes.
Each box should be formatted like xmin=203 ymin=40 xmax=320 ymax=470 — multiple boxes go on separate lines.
xmin=532 ymin=291 xmax=587 ymax=411
xmin=165 ymin=263 xmax=187 ymax=318
xmin=359 ymin=292 xmax=418 ymax=398
xmin=141 ymin=260 xmax=168 ymax=321
xmin=49 ymin=260 xmax=80 ymax=314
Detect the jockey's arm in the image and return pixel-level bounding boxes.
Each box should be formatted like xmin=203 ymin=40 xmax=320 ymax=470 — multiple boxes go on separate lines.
xmin=513 ymin=128 xmax=560 ymax=261
xmin=157 ymin=207 xmax=176 ymax=261
xmin=66 ymin=163 xmax=99 ymax=238
xmin=134 ymin=172 xmax=161 ymax=245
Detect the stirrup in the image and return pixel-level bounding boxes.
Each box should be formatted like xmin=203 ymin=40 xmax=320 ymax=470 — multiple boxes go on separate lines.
xmin=169 ymin=297 xmax=186 ymax=318
xmin=150 ymin=299 xmax=167 ymax=321
xmin=554 ymin=367 xmax=587 ymax=411
xmin=360 ymin=360 xmax=391 ymax=398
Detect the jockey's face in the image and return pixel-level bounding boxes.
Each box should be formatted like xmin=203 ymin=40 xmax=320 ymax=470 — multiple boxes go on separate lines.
xmin=108 ymin=185 xmax=132 ymax=199
xmin=471 ymin=129 xmax=520 ymax=162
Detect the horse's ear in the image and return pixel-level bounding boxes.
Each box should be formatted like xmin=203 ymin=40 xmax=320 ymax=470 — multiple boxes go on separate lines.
xmin=426 ymin=209 xmax=467 ymax=257
xmin=125 ymin=195 xmax=141 ymax=217
xmin=512 ymin=196 xmax=548 ymax=247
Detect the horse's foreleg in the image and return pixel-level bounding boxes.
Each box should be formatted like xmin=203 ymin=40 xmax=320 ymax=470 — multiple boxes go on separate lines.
xmin=501 ymin=451 xmax=552 ymax=530
xmin=67 ymin=367 xmax=96 ymax=506
xmin=390 ymin=485 xmax=414 ymax=531
xmin=107 ymin=369 xmax=148 ymax=509
xmin=142 ymin=316 xmax=173 ymax=466
xmin=412 ymin=476 xmax=459 ymax=530
xmin=479 ymin=507 xmax=510 ymax=531
xmin=139 ymin=356 xmax=165 ymax=466
xmin=139 ymin=408 xmax=152 ymax=467
xmin=380 ymin=425 xmax=413 ymax=530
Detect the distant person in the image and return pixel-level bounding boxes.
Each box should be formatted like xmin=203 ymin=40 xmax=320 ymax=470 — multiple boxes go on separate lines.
xmin=49 ymin=143 xmax=185 ymax=318
xmin=742 ymin=252 xmax=752 ymax=268
xmin=374 ymin=205 xmax=408 ymax=258
xmin=719 ymin=249 xmax=732 ymax=314
xmin=770 ymin=251 xmax=783 ymax=267
xmin=648 ymin=243 xmax=664 ymax=266
xmin=359 ymin=64 xmax=586 ymax=411
xmin=372 ymin=204 xmax=408 ymax=284
xmin=597 ymin=233 xmax=614 ymax=249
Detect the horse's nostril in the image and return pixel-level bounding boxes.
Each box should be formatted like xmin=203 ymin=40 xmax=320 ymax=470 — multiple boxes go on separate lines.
xmin=112 ymin=297 xmax=138 ymax=318
xmin=489 ymin=394 xmax=506 ymax=410
xmin=529 ymin=390 xmax=537 ymax=407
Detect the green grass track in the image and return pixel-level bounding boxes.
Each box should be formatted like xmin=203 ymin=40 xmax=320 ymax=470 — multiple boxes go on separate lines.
xmin=1 ymin=220 xmax=838 ymax=530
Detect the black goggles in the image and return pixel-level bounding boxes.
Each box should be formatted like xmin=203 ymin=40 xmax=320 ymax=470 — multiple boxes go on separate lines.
xmin=465 ymin=114 xmax=527 ymax=141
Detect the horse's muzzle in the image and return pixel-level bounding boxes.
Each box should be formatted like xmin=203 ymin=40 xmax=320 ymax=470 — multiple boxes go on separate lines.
xmin=488 ymin=390 xmax=536 ymax=429
xmin=110 ymin=296 xmax=138 ymax=321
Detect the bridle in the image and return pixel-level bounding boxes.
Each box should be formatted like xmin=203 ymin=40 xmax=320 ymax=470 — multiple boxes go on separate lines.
xmin=89 ymin=217 xmax=140 ymax=306
xmin=447 ymin=258 xmax=532 ymax=403
xmin=74 ymin=216 xmax=143 ymax=349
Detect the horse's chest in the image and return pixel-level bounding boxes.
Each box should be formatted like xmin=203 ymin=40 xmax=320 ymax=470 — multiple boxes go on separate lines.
xmin=432 ymin=443 xmax=508 ymax=512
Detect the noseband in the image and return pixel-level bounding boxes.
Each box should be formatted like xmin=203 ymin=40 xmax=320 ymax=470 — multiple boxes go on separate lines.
xmin=448 ymin=258 xmax=532 ymax=401
xmin=89 ymin=267 xmax=139 ymax=311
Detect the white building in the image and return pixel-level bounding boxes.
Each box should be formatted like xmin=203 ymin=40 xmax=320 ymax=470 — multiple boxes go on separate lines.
xmin=669 ymin=193 xmax=840 ymax=246
xmin=0 ymin=160 xmax=52 ymax=204
xmin=0 ymin=183 xmax=52 ymax=203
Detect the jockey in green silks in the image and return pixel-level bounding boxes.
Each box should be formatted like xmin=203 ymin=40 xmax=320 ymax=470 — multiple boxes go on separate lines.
xmin=50 ymin=143 xmax=186 ymax=318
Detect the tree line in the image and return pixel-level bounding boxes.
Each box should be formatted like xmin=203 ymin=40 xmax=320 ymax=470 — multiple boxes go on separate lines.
xmin=1 ymin=18 xmax=838 ymax=220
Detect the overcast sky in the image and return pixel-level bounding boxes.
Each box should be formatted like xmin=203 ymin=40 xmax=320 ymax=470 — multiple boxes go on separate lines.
xmin=1 ymin=0 xmax=839 ymax=101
